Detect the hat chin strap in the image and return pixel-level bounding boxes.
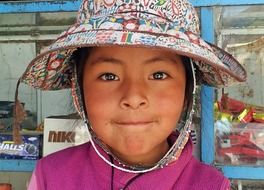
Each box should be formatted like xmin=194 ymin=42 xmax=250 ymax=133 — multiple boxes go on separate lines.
xmin=74 ymin=59 xmax=197 ymax=173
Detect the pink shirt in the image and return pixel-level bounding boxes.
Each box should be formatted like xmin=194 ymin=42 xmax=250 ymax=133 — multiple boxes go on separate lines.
xmin=28 ymin=135 xmax=230 ymax=190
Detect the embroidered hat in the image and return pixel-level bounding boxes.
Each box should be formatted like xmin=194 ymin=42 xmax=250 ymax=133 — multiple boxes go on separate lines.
xmin=20 ymin=0 xmax=246 ymax=90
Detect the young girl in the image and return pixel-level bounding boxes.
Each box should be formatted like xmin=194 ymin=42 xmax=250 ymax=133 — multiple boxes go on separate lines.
xmin=21 ymin=0 xmax=247 ymax=189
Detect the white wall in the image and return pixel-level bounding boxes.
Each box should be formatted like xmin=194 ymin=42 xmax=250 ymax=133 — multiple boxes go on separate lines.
xmin=0 ymin=171 xmax=32 ymax=190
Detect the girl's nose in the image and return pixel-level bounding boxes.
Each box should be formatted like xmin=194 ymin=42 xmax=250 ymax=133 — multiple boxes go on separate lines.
xmin=119 ymin=80 xmax=149 ymax=110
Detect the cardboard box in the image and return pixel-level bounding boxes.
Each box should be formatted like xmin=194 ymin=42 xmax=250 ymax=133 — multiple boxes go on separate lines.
xmin=43 ymin=118 xmax=90 ymax=156
xmin=0 ymin=134 xmax=42 ymax=160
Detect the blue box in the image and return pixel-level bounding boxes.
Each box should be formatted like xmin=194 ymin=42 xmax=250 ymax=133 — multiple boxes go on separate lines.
xmin=0 ymin=134 xmax=42 ymax=160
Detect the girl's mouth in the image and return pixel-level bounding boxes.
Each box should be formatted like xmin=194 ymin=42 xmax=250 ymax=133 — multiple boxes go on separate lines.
xmin=113 ymin=120 xmax=155 ymax=128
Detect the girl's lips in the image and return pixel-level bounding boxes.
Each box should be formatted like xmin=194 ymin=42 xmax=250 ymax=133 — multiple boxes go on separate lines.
xmin=114 ymin=121 xmax=155 ymax=127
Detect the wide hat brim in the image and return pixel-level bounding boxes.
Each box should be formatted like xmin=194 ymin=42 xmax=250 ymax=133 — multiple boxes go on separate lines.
xmin=21 ymin=20 xmax=247 ymax=90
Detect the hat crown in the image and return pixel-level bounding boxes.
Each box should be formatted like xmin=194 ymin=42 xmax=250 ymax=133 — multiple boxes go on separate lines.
xmin=77 ymin=0 xmax=200 ymax=34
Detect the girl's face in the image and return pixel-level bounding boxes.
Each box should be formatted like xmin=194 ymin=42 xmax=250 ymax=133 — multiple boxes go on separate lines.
xmin=83 ymin=46 xmax=186 ymax=166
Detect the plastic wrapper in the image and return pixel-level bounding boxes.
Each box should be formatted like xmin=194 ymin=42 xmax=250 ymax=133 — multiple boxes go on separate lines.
xmin=0 ymin=134 xmax=42 ymax=160
xmin=253 ymin=113 xmax=264 ymax=123
xmin=215 ymin=122 xmax=264 ymax=165
xmin=220 ymin=93 xmax=246 ymax=114
xmin=215 ymin=94 xmax=264 ymax=165
xmin=238 ymin=108 xmax=255 ymax=123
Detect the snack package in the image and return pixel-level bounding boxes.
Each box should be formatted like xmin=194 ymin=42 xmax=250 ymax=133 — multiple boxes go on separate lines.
xmin=216 ymin=123 xmax=264 ymax=165
xmin=0 ymin=134 xmax=42 ymax=160
xmin=253 ymin=113 xmax=264 ymax=123
xmin=220 ymin=93 xmax=246 ymax=114
xmin=238 ymin=108 xmax=255 ymax=123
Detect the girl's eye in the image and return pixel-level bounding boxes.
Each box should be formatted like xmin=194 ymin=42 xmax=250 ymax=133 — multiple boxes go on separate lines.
xmin=99 ymin=73 xmax=119 ymax=81
xmin=150 ymin=72 xmax=168 ymax=80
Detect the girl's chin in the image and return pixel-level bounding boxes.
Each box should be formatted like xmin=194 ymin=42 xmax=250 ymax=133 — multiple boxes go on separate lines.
xmin=110 ymin=147 xmax=165 ymax=166
xmin=107 ymin=139 xmax=169 ymax=165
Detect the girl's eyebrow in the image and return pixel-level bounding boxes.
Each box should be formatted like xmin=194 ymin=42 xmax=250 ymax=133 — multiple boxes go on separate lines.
xmin=89 ymin=57 xmax=124 ymax=65
xmin=89 ymin=56 xmax=179 ymax=65
xmin=145 ymin=56 xmax=179 ymax=65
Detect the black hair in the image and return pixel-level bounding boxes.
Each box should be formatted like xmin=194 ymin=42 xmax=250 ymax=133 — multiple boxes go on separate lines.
xmin=71 ymin=47 xmax=91 ymax=116
xmin=182 ymin=56 xmax=194 ymax=110
xmin=71 ymin=47 xmax=90 ymax=91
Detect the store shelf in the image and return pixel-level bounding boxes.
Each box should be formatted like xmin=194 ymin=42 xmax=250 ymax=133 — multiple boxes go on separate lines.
xmin=0 ymin=0 xmax=81 ymax=13
xmin=200 ymin=5 xmax=264 ymax=181
xmin=0 ymin=160 xmax=36 ymax=172
xmin=222 ymin=166 xmax=264 ymax=180
xmin=1 ymin=0 xmax=264 ymax=14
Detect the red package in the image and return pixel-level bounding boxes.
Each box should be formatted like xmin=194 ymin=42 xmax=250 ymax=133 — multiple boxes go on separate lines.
xmin=220 ymin=93 xmax=246 ymax=114
xmin=253 ymin=113 xmax=264 ymax=123
xmin=238 ymin=108 xmax=255 ymax=123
